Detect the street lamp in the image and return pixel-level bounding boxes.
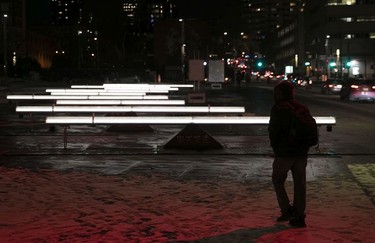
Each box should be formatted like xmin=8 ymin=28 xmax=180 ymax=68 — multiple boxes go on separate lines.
xmin=3 ymin=13 xmax=8 ymax=76
xmin=179 ymin=19 xmax=185 ymax=82
xmin=77 ymin=30 xmax=82 ymax=68
xmin=94 ymin=36 xmax=98 ymax=66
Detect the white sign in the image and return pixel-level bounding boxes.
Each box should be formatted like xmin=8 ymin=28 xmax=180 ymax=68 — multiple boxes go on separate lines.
xmin=208 ymin=60 xmax=224 ymax=83
xmin=285 ymin=66 xmax=293 ymax=74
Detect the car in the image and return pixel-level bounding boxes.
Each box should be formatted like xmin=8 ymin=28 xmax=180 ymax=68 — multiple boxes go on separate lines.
xmin=339 ymin=79 xmax=375 ymax=102
xmin=321 ymin=79 xmax=343 ymax=94
xmin=291 ymin=76 xmax=312 ymax=88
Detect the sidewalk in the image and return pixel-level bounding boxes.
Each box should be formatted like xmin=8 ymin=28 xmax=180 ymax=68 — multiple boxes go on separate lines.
xmin=0 ymin=80 xmax=374 ymax=242
xmin=0 ymin=154 xmax=374 ymax=242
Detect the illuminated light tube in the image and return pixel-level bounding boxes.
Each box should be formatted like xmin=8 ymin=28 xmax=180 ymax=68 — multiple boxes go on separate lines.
xmin=167 ymin=84 xmax=193 ymax=88
xmin=56 ymin=100 xmax=186 ymax=105
xmin=50 ymin=92 xmax=149 ymax=96
xmin=87 ymin=95 xmax=169 ymax=100
xmin=47 ymin=88 xmax=176 ymax=92
xmin=47 ymin=89 xmax=106 ymax=92
xmin=7 ymin=95 xmax=169 ymax=100
xmin=104 ymin=88 xmax=176 ymax=92
xmin=70 ymin=85 xmax=104 ymax=89
xmin=70 ymin=84 xmax=193 ymax=89
xmin=314 ymin=116 xmax=336 ymax=125
xmin=101 ymin=83 xmax=193 ymax=87
xmin=45 ymin=116 xmax=336 ymax=126
xmin=16 ymin=106 xmax=245 ymax=113
xmin=105 ymin=87 xmax=179 ymax=91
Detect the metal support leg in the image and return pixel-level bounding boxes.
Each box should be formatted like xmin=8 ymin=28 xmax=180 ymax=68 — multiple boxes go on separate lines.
xmin=63 ymin=126 xmax=69 ymax=149
xmin=315 ymin=126 xmax=321 ymax=153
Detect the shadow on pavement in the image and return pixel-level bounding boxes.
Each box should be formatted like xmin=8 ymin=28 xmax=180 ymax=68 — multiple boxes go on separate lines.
xmin=183 ymin=224 xmax=290 ymax=242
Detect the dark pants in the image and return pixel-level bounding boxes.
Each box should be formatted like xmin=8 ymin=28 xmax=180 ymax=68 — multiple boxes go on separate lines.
xmin=272 ymin=156 xmax=307 ymax=217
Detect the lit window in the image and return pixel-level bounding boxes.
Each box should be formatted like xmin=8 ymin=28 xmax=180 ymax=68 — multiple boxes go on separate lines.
xmin=341 ymin=17 xmax=353 ymax=22
xmin=326 ymin=0 xmax=355 ymax=5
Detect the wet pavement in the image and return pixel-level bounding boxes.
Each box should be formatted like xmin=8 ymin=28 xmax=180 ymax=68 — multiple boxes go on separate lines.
xmin=0 ymin=79 xmax=374 ymax=242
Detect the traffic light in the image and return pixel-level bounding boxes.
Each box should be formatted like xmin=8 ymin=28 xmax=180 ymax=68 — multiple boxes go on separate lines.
xmin=346 ymin=60 xmax=352 ymax=68
xmin=329 ymin=61 xmax=336 ymax=67
xmin=257 ymin=61 xmax=263 ymax=67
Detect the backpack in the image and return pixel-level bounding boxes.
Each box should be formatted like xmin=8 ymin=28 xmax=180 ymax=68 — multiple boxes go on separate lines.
xmin=288 ymin=103 xmax=318 ymax=147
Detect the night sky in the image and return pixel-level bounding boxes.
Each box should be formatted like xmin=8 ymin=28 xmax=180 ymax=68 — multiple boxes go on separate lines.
xmin=176 ymin=0 xmax=239 ymax=20
xmin=26 ymin=0 xmax=52 ymax=25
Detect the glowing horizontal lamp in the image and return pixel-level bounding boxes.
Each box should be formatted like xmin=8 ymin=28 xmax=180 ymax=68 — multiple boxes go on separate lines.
xmin=47 ymin=88 xmax=176 ymax=93
xmin=315 ymin=116 xmax=337 ymax=125
xmin=45 ymin=116 xmax=336 ymax=126
xmin=16 ymin=106 xmax=245 ymax=113
xmin=56 ymin=100 xmax=186 ymax=105
xmin=7 ymin=95 xmax=169 ymax=100
xmin=71 ymin=84 xmax=193 ymax=89
xmin=70 ymin=85 xmax=104 ymax=89
xmin=50 ymin=92 xmax=150 ymax=96
xmin=104 ymin=88 xmax=175 ymax=92
xmin=101 ymin=84 xmax=193 ymax=88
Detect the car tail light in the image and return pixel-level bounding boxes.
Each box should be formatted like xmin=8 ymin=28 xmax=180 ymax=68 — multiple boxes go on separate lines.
xmin=328 ymin=84 xmax=334 ymax=88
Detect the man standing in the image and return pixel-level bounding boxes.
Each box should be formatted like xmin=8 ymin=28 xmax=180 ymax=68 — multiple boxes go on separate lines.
xmin=268 ymin=81 xmax=314 ymax=228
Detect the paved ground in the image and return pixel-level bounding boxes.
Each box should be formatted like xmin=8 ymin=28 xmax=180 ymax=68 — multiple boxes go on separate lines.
xmin=0 ymin=79 xmax=374 ymax=242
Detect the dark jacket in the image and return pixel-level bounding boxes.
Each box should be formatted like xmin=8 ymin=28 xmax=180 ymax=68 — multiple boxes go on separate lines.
xmin=268 ymin=99 xmax=310 ymax=157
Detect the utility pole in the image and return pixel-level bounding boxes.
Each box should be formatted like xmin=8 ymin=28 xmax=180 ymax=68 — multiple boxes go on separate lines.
xmin=3 ymin=13 xmax=8 ymax=77
xmin=180 ymin=19 xmax=185 ymax=83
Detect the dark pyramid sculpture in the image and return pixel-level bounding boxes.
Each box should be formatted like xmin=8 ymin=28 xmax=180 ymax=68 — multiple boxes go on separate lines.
xmin=164 ymin=124 xmax=223 ymax=149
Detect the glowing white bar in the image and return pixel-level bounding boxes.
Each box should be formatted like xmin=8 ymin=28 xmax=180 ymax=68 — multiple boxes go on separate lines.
xmin=47 ymin=88 xmax=176 ymax=92
xmin=70 ymin=84 xmax=193 ymax=89
xmin=45 ymin=116 xmax=336 ymax=125
xmin=71 ymin=85 xmax=103 ymax=89
xmin=47 ymin=89 xmax=106 ymax=92
xmin=56 ymin=100 xmax=186 ymax=105
xmin=17 ymin=106 xmax=53 ymax=112
xmin=50 ymin=92 xmax=149 ymax=96
xmin=102 ymin=84 xmax=193 ymax=88
xmin=104 ymin=88 xmax=176 ymax=92
xmin=47 ymin=117 xmax=94 ymax=124
xmin=7 ymin=95 xmax=169 ymax=100
xmin=86 ymin=95 xmax=168 ymax=100
xmin=16 ymin=106 xmax=245 ymax=113
xmin=105 ymin=87 xmax=178 ymax=91
xmin=315 ymin=116 xmax=336 ymax=125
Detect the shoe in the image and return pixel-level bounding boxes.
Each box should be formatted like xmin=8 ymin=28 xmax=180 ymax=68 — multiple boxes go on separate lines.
xmin=276 ymin=206 xmax=295 ymax=222
xmin=289 ymin=216 xmax=306 ymax=228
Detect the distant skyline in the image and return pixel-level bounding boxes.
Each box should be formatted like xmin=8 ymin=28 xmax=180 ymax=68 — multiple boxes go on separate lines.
xmin=26 ymin=0 xmax=239 ymax=25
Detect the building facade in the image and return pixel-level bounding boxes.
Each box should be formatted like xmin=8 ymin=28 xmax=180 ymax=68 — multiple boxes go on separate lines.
xmin=305 ymin=0 xmax=375 ymax=79
xmin=240 ymin=0 xmax=305 ymax=59
xmin=0 ymin=0 xmax=27 ymax=74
